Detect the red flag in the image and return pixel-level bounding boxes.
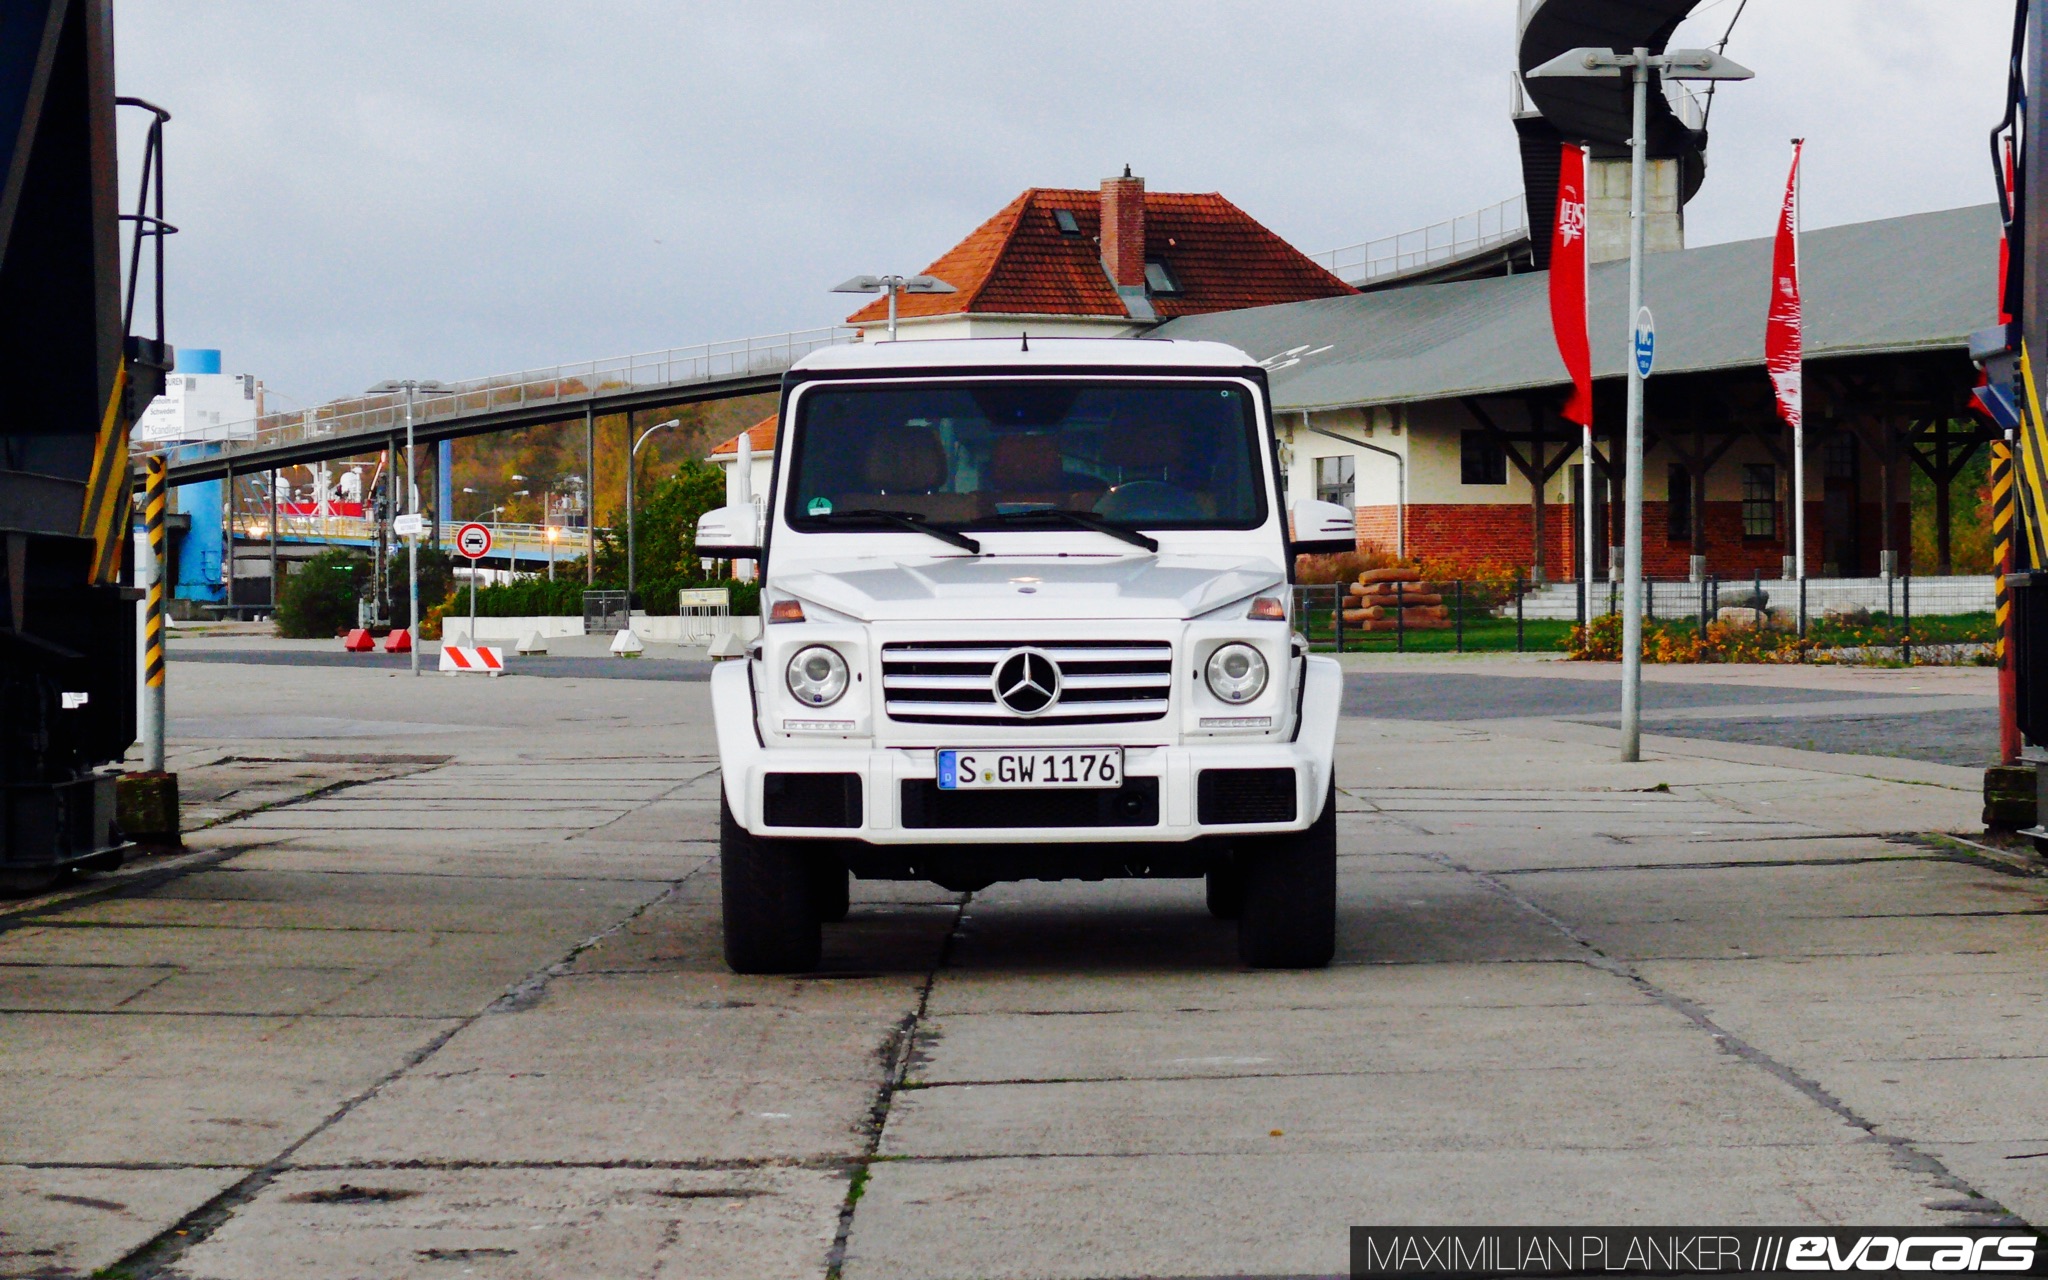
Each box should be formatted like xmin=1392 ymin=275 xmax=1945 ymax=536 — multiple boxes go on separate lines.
xmin=1548 ymin=144 xmax=1592 ymax=427
xmin=1766 ymin=141 xmax=1804 ymax=430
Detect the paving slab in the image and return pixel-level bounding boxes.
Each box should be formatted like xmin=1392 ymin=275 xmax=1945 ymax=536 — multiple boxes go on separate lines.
xmin=175 ymin=1166 xmax=845 ymax=1280
xmin=0 ymin=1164 xmax=244 ymax=1280
xmin=844 ymin=1145 xmax=1953 ymax=1280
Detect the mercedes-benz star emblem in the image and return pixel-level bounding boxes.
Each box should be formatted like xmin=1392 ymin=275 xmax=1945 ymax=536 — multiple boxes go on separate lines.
xmin=992 ymin=648 xmax=1061 ymax=715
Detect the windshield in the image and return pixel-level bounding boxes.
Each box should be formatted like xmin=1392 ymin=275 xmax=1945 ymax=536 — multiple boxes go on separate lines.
xmin=783 ymin=379 xmax=1268 ymax=533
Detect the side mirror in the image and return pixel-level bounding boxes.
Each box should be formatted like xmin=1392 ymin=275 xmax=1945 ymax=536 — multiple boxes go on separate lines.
xmin=694 ymin=503 xmax=763 ymax=559
xmin=1289 ymin=500 xmax=1356 ymax=556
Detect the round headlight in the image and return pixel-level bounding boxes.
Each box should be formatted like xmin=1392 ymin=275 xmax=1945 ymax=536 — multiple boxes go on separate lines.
xmin=1205 ymin=643 xmax=1269 ymax=704
xmin=786 ymin=645 xmax=849 ymax=706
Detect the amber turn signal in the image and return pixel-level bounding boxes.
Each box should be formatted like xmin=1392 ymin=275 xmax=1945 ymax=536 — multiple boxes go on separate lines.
xmin=1247 ymin=596 xmax=1286 ymax=621
xmin=768 ymin=599 xmax=806 ymax=624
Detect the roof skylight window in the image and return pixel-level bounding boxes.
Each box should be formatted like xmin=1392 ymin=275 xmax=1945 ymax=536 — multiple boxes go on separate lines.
xmin=1143 ymin=259 xmax=1181 ymax=295
xmin=1053 ymin=209 xmax=1082 ymax=236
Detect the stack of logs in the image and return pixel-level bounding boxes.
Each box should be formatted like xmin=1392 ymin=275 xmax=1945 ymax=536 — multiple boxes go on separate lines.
xmin=1342 ymin=565 xmax=1452 ymax=631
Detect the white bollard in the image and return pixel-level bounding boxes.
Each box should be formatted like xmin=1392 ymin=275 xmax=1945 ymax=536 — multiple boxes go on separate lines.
xmin=610 ymin=628 xmax=644 ymax=658
xmin=516 ymin=631 xmax=549 ymax=655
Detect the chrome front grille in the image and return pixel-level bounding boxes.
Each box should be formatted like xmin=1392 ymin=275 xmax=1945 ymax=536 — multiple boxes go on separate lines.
xmin=881 ymin=640 xmax=1173 ymax=726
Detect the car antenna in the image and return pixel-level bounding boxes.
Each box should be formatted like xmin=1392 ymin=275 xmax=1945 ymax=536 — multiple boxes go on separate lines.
xmin=1020 ymin=330 xmax=1029 ymax=352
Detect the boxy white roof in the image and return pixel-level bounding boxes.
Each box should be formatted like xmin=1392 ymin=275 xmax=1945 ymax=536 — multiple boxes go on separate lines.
xmin=792 ymin=336 xmax=1260 ymax=373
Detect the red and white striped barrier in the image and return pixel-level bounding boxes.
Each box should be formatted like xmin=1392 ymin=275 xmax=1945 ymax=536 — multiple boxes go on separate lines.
xmin=438 ymin=644 xmax=505 ymax=676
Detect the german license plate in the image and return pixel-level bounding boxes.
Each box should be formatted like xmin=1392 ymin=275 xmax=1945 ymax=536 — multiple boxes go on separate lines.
xmin=936 ymin=748 xmax=1123 ymax=790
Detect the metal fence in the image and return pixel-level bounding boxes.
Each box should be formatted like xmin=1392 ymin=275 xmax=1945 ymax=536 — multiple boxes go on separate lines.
xmin=1291 ymin=575 xmax=1998 ymax=661
xmin=583 ymin=590 xmax=630 ymax=635
xmin=1310 ymin=194 xmax=1529 ymax=285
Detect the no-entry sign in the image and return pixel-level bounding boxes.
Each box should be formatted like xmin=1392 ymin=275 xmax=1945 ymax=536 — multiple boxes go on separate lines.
xmin=456 ymin=522 xmax=493 ymax=559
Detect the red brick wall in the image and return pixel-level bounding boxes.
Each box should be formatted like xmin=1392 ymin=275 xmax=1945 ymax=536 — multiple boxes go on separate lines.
xmin=1402 ymin=504 xmax=1575 ymax=577
xmin=1348 ymin=500 xmax=1914 ymax=580
xmin=1099 ymin=175 xmax=1146 ymax=287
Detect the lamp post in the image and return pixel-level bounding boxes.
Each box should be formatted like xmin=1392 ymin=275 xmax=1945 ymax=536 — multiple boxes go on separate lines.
xmin=627 ymin=418 xmax=680 ymax=613
xmin=546 ymin=524 xmax=560 ymax=581
xmin=1525 ymin=45 xmax=1752 ymax=763
xmin=508 ymin=489 xmax=528 ymax=578
xmin=366 ymin=378 xmax=454 ymax=675
xmin=831 ymin=274 xmax=957 ymax=340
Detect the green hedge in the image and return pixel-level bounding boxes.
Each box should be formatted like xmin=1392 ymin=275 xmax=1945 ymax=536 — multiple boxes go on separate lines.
xmin=276 ymin=549 xmax=369 ymax=638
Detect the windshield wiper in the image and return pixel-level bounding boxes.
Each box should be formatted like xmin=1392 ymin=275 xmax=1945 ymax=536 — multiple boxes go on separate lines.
xmin=819 ymin=508 xmax=981 ymax=554
xmin=977 ymin=508 xmax=1159 ymax=552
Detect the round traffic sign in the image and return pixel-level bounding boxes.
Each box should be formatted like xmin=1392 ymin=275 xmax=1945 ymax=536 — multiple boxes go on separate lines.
xmin=456 ymin=522 xmax=493 ymax=559
xmin=1632 ymin=306 xmax=1656 ymax=378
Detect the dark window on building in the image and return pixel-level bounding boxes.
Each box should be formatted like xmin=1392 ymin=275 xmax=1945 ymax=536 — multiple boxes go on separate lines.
xmin=1314 ymin=455 xmax=1355 ymax=507
xmin=1143 ymin=260 xmax=1181 ymax=295
xmin=1824 ymin=434 xmax=1857 ymax=480
xmin=1053 ymin=208 xmax=1082 ymax=236
xmin=1742 ymin=463 xmax=1778 ymax=539
xmin=1460 ymin=430 xmax=1507 ymax=485
xmin=1667 ymin=464 xmax=1691 ymax=542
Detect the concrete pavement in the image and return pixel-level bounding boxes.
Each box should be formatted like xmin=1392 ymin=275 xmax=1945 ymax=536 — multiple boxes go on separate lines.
xmin=0 ymin=655 xmax=2040 ymax=1279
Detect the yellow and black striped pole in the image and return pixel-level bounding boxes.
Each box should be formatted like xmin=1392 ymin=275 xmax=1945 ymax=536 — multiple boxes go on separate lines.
xmin=1994 ymin=441 xmax=2015 ymax=663
xmin=143 ymin=454 xmax=167 ymax=773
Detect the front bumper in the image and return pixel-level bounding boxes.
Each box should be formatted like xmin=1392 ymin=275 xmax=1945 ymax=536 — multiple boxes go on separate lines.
xmin=711 ymin=654 xmax=1341 ymax=846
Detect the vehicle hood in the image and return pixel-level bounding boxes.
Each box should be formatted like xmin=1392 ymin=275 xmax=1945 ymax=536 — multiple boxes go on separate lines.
xmin=771 ymin=554 xmax=1285 ymax=623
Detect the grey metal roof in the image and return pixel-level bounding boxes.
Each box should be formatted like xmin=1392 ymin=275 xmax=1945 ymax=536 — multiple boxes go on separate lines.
xmin=1151 ymin=203 xmax=2001 ymax=412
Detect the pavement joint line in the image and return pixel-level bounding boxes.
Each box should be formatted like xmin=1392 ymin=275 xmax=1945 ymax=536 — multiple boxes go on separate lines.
xmin=1417 ymin=849 xmax=2031 ymax=1228
xmin=106 ymin=861 xmax=713 ymax=1278
xmin=0 ymin=1007 xmax=462 ymax=1019
xmin=824 ymin=891 xmax=967 ymax=1280
xmin=1489 ymin=854 xmax=1952 ymax=875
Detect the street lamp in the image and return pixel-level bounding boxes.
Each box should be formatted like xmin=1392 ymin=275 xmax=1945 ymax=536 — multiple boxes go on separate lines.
xmin=366 ymin=377 xmax=455 ymax=676
xmin=831 ymin=273 xmax=957 ymax=340
xmin=1525 ymin=45 xmax=1752 ymax=763
xmin=626 ymin=417 xmax=680 ymax=614
xmin=546 ymin=524 xmax=560 ymax=581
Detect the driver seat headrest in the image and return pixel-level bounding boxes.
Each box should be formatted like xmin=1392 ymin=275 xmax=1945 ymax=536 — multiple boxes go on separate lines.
xmin=865 ymin=426 xmax=949 ymax=492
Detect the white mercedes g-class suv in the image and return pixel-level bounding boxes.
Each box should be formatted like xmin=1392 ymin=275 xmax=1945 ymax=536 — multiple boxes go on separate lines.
xmin=694 ymin=337 xmax=1352 ymax=973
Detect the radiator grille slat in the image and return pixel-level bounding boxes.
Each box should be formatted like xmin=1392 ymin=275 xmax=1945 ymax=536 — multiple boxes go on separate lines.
xmin=882 ymin=640 xmax=1172 ymax=727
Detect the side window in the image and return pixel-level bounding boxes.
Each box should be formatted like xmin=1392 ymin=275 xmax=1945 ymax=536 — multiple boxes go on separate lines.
xmin=1313 ymin=455 xmax=1355 ymax=507
xmin=1742 ymin=463 xmax=1778 ymax=538
xmin=1460 ymin=430 xmax=1506 ymax=486
xmin=1667 ymin=464 xmax=1691 ymax=541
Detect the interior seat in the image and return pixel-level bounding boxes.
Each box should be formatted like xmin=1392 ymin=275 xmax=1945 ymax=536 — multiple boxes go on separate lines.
xmin=837 ymin=425 xmax=979 ymax=522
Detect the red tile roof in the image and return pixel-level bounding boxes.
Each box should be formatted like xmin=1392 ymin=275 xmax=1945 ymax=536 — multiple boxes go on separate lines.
xmin=709 ymin=414 xmax=777 ymax=457
xmin=845 ymin=187 xmax=1355 ymax=325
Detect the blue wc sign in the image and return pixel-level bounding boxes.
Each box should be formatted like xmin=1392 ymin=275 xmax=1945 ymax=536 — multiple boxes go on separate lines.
xmin=1632 ymin=307 xmax=1656 ymax=378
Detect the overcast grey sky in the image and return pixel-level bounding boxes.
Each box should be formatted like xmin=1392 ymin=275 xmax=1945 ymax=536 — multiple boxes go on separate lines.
xmin=113 ymin=2 xmax=2013 ymax=408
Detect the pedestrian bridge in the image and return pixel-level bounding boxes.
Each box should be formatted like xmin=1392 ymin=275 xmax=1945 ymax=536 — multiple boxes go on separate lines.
xmin=141 ymin=325 xmax=854 ymax=488
xmin=234 ymin=514 xmax=597 ymax=569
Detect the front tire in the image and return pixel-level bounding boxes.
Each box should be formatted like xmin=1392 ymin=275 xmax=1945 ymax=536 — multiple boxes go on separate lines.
xmin=1205 ymin=863 xmax=1244 ymax=919
xmin=810 ymin=855 xmax=850 ymax=923
xmin=1236 ymin=779 xmax=1337 ymax=969
xmin=720 ymin=796 xmax=821 ymax=974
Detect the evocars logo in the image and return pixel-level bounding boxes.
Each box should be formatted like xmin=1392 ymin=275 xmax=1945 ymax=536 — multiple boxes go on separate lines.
xmin=1784 ymin=1236 xmax=2036 ymax=1272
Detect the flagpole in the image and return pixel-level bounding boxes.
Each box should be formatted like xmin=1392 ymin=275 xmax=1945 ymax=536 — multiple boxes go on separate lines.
xmin=1791 ymin=139 xmax=1806 ymax=581
xmin=1580 ymin=147 xmax=1595 ymax=617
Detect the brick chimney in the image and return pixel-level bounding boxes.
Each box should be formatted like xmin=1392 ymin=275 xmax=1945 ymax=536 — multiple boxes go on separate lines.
xmin=1099 ymin=167 xmax=1145 ymax=288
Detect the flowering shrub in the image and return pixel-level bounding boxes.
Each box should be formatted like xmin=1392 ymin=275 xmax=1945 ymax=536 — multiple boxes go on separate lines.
xmin=1565 ymin=613 xmax=1992 ymax=665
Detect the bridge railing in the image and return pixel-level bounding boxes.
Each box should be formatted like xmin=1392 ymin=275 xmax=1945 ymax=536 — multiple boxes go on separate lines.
xmin=138 ymin=324 xmax=857 ymax=464
xmin=1312 ymin=194 xmax=1529 ymax=286
xmin=233 ymin=513 xmax=607 ymax=557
